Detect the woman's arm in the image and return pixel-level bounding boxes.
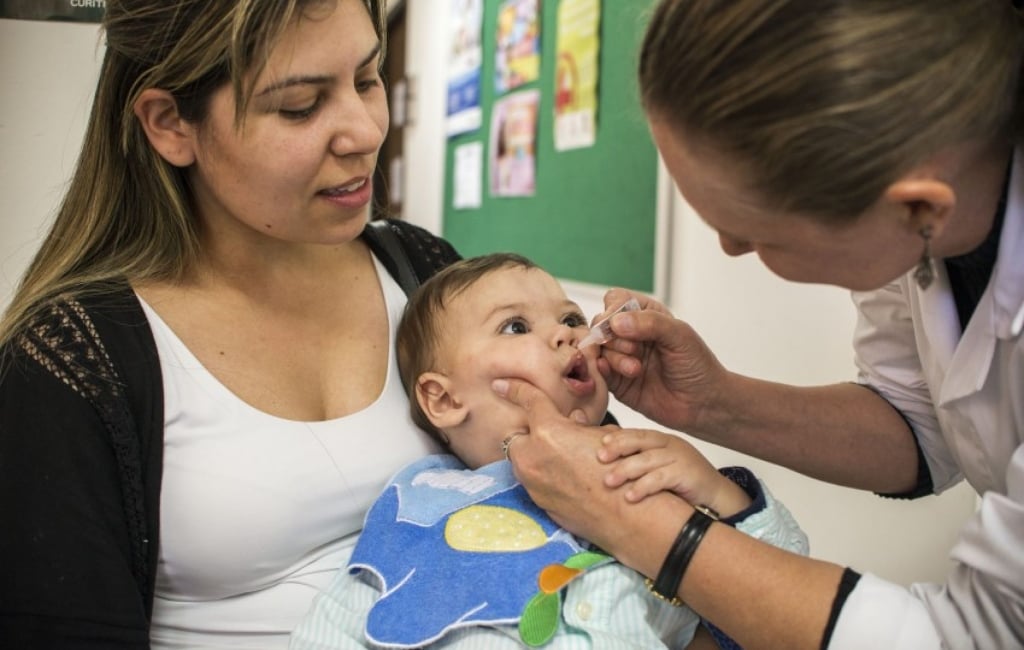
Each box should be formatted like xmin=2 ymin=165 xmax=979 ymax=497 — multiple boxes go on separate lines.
xmin=692 ymin=377 xmax=919 ymax=494
xmin=496 ymin=377 xmax=1018 ymax=649
xmin=0 ymin=349 xmax=150 ymax=647
xmin=630 ymin=495 xmax=846 ymax=650
xmin=594 ymin=289 xmax=920 ymax=493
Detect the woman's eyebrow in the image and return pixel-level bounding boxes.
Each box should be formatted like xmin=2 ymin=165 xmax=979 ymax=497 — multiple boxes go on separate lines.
xmin=257 ymin=74 xmax=333 ymax=96
xmin=256 ymin=42 xmax=382 ymax=97
xmin=359 ymin=42 xmax=383 ymax=70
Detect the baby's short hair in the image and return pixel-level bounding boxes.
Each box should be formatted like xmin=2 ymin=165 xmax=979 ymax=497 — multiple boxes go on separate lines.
xmin=396 ymin=252 xmax=538 ymax=444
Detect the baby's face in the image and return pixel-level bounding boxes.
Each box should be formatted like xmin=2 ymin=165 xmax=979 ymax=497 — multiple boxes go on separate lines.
xmin=431 ymin=267 xmax=609 ymax=468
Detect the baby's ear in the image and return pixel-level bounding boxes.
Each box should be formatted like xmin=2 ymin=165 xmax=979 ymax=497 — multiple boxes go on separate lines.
xmin=416 ymin=372 xmax=468 ymax=429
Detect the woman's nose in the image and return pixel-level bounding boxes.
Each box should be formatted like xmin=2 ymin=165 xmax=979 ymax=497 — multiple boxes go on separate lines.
xmin=718 ymin=231 xmax=754 ymax=257
xmin=329 ymin=93 xmax=388 ymax=157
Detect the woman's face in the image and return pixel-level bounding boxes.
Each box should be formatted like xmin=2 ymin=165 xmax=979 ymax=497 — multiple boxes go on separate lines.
xmin=188 ymin=0 xmax=388 ymax=250
xmin=648 ymin=116 xmax=924 ymax=291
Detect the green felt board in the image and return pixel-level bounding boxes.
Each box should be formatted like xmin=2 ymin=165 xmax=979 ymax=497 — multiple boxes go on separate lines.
xmin=442 ymin=0 xmax=658 ymax=291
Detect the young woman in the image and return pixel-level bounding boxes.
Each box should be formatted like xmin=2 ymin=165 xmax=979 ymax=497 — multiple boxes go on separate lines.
xmin=0 ymin=1 xmax=459 ymax=647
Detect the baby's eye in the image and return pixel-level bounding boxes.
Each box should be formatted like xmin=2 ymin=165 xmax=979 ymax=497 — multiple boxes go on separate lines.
xmin=499 ymin=317 xmax=529 ymax=335
xmin=562 ymin=312 xmax=587 ymax=328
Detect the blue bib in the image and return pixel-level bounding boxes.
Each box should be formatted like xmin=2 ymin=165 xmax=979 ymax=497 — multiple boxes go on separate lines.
xmin=349 ymin=454 xmax=593 ymax=647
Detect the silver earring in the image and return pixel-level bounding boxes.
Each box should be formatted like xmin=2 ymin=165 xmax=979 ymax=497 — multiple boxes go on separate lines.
xmin=914 ymin=225 xmax=935 ymax=290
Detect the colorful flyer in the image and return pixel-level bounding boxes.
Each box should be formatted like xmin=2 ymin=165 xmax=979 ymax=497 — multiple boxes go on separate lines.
xmin=446 ymin=0 xmax=484 ymax=136
xmin=495 ymin=0 xmax=542 ymax=95
xmin=554 ymin=0 xmax=600 ymax=150
xmin=490 ymin=89 xmax=540 ymax=197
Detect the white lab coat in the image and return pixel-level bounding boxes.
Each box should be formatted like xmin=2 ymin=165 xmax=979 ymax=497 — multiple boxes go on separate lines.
xmin=831 ymin=151 xmax=1024 ymax=648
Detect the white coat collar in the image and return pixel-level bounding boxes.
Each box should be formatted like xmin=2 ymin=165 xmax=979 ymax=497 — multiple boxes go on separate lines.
xmin=992 ymin=147 xmax=1024 ymax=339
xmin=930 ymin=147 xmax=1024 ymax=405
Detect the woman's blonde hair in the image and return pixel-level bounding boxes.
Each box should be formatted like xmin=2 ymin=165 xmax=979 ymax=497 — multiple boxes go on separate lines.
xmin=639 ymin=0 xmax=1024 ymax=221
xmin=0 ymin=0 xmax=385 ymax=347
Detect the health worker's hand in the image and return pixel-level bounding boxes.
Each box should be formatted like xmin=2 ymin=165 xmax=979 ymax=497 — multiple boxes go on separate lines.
xmin=491 ymin=377 xmax=633 ymax=548
xmin=595 ymin=288 xmax=731 ymax=436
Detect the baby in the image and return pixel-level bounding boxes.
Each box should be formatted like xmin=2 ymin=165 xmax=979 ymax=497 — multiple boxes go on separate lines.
xmin=290 ymin=253 xmax=807 ymax=649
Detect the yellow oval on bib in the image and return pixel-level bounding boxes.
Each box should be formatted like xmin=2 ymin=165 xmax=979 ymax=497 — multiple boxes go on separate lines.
xmin=445 ymin=505 xmax=547 ymax=552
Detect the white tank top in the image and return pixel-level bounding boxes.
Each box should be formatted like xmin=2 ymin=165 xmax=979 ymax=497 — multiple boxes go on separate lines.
xmin=140 ymin=257 xmax=439 ymax=649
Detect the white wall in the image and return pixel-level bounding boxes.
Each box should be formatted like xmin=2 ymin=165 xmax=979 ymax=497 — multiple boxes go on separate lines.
xmin=0 ymin=19 xmax=102 ymax=308
xmin=1 ymin=8 xmax=977 ymax=591
xmin=400 ymin=1 xmax=447 ymax=235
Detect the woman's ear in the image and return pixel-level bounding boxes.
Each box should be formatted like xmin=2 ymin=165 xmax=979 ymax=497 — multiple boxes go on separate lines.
xmin=883 ymin=177 xmax=956 ymax=239
xmin=133 ymin=88 xmax=197 ymax=167
xmin=415 ymin=372 xmax=468 ymax=430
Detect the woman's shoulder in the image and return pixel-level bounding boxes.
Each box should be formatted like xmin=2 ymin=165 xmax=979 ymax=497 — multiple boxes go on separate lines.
xmin=363 ymin=219 xmax=462 ymax=285
xmin=374 ymin=219 xmax=460 ymax=261
xmin=4 ymin=282 xmax=157 ymax=400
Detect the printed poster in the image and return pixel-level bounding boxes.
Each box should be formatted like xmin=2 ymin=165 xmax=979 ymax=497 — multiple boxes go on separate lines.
xmin=554 ymin=0 xmax=600 ymax=150
xmin=453 ymin=141 xmax=483 ymax=209
xmin=490 ymin=89 xmax=540 ymax=197
xmin=495 ymin=0 xmax=541 ymax=95
xmin=446 ymin=0 xmax=484 ymax=136
xmin=0 ymin=0 xmax=105 ymax=22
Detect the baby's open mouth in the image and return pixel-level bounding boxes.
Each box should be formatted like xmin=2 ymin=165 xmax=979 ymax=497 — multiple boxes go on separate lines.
xmin=564 ymin=353 xmax=596 ymax=397
xmin=565 ymin=354 xmax=590 ymax=382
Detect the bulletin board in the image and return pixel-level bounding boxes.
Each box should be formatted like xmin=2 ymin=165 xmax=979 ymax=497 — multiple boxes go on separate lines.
xmin=442 ymin=0 xmax=659 ymax=292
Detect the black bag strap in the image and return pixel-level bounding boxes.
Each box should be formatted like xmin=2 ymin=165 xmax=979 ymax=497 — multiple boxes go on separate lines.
xmin=363 ymin=219 xmax=422 ymax=296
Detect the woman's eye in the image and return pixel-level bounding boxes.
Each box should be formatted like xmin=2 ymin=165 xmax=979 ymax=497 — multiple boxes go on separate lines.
xmin=499 ymin=318 xmax=529 ymax=335
xmin=279 ymin=97 xmax=322 ymax=120
xmin=356 ymin=76 xmax=382 ymax=93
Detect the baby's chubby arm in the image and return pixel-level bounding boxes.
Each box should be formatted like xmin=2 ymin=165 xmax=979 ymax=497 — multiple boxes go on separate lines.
xmin=599 ymin=429 xmax=751 ymax=518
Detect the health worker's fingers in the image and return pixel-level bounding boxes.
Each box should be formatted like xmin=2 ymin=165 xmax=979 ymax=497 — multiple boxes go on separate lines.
xmin=607 ymin=307 xmax=686 ymax=347
xmin=492 ymin=377 xmax=566 ymax=429
xmin=597 ymin=347 xmax=642 ymax=380
xmin=599 ymin=308 xmax=693 ymax=385
xmin=492 ymin=378 xmax=614 ymax=537
xmin=569 ymin=408 xmax=589 ymax=424
xmin=602 ymin=288 xmax=672 ymax=316
xmin=588 ymin=289 xmax=667 ymax=331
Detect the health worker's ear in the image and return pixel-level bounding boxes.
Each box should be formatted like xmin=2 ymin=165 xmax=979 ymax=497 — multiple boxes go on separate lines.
xmin=883 ymin=178 xmax=956 ymax=240
xmin=415 ymin=372 xmax=468 ymax=430
xmin=133 ymin=88 xmax=198 ymax=168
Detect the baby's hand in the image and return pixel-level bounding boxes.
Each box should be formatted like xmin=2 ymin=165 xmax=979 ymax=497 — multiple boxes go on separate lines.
xmin=599 ymin=429 xmax=751 ymax=518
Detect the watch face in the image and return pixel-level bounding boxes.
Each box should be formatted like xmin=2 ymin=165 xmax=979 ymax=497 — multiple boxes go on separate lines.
xmin=695 ymin=503 xmax=720 ymax=520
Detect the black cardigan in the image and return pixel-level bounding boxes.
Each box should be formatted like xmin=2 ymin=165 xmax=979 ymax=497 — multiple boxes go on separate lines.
xmin=0 ymin=220 xmax=460 ymax=648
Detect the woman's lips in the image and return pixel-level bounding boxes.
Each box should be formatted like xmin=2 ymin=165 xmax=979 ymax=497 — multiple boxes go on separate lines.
xmin=318 ymin=177 xmax=372 ymax=209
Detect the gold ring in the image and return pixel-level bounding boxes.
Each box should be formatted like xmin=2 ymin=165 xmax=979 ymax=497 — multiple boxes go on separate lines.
xmin=501 ymin=432 xmax=527 ymax=461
